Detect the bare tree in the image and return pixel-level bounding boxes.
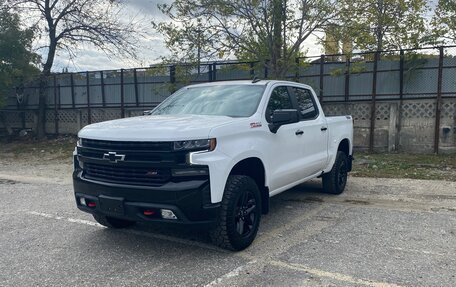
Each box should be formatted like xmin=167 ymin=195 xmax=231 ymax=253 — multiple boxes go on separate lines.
xmin=8 ymin=0 xmax=146 ymax=138
xmin=153 ymin=0 xmax=338 ymax=78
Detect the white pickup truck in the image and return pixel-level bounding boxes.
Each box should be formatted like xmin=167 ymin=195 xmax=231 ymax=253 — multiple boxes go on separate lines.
xmin=73 ymin=80 xmax=353 ymax=250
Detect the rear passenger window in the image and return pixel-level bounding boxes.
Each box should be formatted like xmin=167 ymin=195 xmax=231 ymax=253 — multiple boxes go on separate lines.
xmin=293 ymin=87 xmax=318 ymax=120
xmin=266 ymin=86 xmax=293 ymax=122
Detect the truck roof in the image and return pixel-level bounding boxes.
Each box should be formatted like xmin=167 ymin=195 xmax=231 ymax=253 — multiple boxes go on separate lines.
xmin=187 ymin=80 xmax=312 ymax=89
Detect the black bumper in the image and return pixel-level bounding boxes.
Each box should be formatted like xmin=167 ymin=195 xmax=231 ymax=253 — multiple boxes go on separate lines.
xmin=73 ymin=171 xmax=220 ymax=226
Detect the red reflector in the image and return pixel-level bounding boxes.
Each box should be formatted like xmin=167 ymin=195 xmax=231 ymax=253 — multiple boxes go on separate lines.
xmin=143 ymin=210 xmax=155 ymax=216
xmin=87 ymin=202 xmax=96 ymax=208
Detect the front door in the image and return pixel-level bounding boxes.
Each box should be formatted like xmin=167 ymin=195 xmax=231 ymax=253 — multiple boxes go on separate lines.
xmin=264 ymin=85 xmax=307 ymax=191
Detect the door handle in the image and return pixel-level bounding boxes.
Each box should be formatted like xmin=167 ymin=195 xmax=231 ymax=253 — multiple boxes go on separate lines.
xmin=321 ymin=127 xmax=328 ymax=131
xmin=295 ymin=130 xmax=304 ymax=136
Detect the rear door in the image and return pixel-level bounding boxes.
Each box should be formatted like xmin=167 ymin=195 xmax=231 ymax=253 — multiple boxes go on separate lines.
xmin=291 ymin=86 xmax=329 ymax=176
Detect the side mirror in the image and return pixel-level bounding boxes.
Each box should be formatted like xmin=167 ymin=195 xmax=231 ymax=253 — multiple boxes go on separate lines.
xmin=269 ymin=109 xmax=299 ymax=133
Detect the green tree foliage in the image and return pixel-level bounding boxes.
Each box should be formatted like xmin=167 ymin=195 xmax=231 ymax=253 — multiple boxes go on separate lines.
xmin=152 ymin=0 xmax=338 ymax=78
xmin=8 ymin=0 xmax=147 ymax=138
xmin=431 ymin=0 xmax=456 ymax=44
xmin=331 ymin=0 xmax=429 ymax=52
xmin=0 ymin=4 xmax=40 ymax=107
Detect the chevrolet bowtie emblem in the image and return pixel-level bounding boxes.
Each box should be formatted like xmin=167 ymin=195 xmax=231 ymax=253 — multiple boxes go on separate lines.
xmin=103 ymin=152 xmax=126 ymax=163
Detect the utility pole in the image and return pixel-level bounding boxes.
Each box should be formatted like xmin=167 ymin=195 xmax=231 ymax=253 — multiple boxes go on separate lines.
xmin=196 ymin=29 xmax=202 ymax=75
xmin=283 ymin=0 xmax=287 ymax=59
xmin=375 ymin=0 xmax=384 ymax=60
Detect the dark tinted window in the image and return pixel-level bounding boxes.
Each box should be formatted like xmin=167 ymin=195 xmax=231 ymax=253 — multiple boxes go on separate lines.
xmin=293 ymin=87 xmax=318 ymax=120
xmin=266 ymin=86 xmax=293 ymax=121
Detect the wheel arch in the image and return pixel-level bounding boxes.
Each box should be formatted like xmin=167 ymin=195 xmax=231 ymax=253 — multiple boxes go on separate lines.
xmin=337 ymin=138 xmax=352 ymax=172
xmin=338 ymin=138 xmax=350 ymax=156
xmin=324 ymin=138 xmax=352 ymax=174
xmin=229 ymin=157 xmax=269 ymax=214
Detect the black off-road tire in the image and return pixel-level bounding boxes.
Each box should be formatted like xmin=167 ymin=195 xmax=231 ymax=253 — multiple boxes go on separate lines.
xmin=210 ymin=175 xmax=262 ymax=251
xmin=322 ymin=151 xmax=348 ymax=195
xmin=93 ymin=214 xmax=135 ymax=228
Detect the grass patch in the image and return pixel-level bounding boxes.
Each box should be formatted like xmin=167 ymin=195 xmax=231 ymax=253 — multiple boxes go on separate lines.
xmin=0 ymin=136 xmax=76 ymax=162
xmin=352 ymin=152 xmax=456 ymax=181
xmin=1 ymin=137 xmax=455 ymax=181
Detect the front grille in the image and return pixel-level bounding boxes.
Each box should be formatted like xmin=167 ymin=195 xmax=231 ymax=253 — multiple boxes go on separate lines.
xmin=77 ymin=148 xmax=186 ymax=163
xmin=84 ymin=163 xmax=171 ymax=185
xmin=81 ymin=139 xmax=173 ymax=152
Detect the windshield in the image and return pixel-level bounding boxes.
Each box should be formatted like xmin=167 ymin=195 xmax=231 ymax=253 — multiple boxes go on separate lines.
xmin=151 ymin=84 xmax=265 ymax=117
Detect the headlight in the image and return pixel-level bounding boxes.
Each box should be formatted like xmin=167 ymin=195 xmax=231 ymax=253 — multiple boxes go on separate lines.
xmin=173 ymin=138 xmax=216 ymax=151
xmin=76 ymin=138 xmax=83 ymax=147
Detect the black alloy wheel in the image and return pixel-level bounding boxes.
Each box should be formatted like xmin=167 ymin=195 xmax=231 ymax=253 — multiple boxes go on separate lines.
xmin=235 ymin=189 xmax=257 ymax=237
xmin=210 ymin=175 xmax=262 ymax=251
xmin=322 ymin=151 xmax=348 ymax=195
xmin=337 ymin=158 xmax=348 ymax=190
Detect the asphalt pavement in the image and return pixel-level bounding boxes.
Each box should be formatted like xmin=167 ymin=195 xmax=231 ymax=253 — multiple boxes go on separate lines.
xmin=0 ymin=175 xmax=455 ymax=287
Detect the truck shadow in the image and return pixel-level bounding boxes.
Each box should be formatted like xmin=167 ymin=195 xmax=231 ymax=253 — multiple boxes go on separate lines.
xmin=91 ymin=179 xmax=332 ymax=251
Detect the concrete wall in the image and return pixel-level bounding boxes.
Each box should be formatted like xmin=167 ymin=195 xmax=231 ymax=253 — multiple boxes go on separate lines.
xmin=322 ymin=99 xmax=456 ymax=153
xmin=1 ymin=98 xmax=455 ymax=153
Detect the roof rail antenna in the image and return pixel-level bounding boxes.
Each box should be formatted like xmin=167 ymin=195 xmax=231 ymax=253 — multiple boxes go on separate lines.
xmin=252 ymin=76 xmax=261 ymax=83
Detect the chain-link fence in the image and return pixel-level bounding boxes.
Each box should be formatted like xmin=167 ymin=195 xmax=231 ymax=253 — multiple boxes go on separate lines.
xmin=1 ymin=45 xmax=455 ymax=153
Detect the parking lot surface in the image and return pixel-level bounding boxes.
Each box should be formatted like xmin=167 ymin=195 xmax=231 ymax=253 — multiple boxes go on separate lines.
xmin=0 ymin=173 xmax=455 ymax=287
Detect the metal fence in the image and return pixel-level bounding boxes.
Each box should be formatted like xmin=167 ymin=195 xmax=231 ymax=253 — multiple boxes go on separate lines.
xmin=1 ymin=45 xmax=456 ymax=153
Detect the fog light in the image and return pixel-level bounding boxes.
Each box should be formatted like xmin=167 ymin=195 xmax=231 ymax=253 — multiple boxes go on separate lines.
xmin=160 ymin=209 xmax=178 ymax=220
xmin=143 ymin=210 xmax=155 ymax=216
xmin=80 ymin=197 xmax=87 ymax=206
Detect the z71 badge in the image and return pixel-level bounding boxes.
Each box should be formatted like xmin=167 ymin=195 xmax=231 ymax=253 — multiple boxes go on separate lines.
xmin=250 ymin=122 xmax=262 ymax=128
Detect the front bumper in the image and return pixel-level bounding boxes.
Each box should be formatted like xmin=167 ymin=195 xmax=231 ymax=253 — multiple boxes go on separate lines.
xmin=73 ymin=171 xmax=220 ymax=226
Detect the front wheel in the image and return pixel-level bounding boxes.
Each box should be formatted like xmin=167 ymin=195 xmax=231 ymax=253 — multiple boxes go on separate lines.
xmin=210 ymin=175 xmax=262 ymax=251
xmin=322 ymin=151 xmax=348 ymax=195
xmin=93 ymin=214 xmax=136 ymax=228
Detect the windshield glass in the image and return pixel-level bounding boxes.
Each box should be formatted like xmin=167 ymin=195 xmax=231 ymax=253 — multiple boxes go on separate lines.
xmin=151 ymin=85 xmax=265 ymax=117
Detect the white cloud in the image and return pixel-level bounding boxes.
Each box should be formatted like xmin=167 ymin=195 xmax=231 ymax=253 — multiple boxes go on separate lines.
xmin=35 ymin=0 xmax=330 ymax=73
xmin=30 ymin=0 xmax=171 ymax=72
xmin=124 ymin=0 xmax=173 ymax=18
xmin=41 ymin=0 xmax=430 ymax=73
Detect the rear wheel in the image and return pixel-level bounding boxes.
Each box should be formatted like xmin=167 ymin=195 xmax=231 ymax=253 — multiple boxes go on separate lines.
xmin=210 ymin=175 xmax=261 ymax=251
xmin=93 ymin=214 xmax=135 ymax=228
xmin=322 ymin=151 xmax=348 ymax=195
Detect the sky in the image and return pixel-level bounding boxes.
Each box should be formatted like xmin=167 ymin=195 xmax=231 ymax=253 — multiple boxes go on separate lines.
xmin=41 ymin=0 xmax=325 ymax=73
xmin=49 ymin=0 xmax=171 ymax=72
xmin=39 ymin=0 xmax=438 ymax=73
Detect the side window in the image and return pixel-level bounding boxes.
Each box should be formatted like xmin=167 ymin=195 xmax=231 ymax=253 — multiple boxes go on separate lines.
xmin=293 ymin=87 xmax=318 ymax=120
xmin=266 ymin=86 xmax=293 ymax=122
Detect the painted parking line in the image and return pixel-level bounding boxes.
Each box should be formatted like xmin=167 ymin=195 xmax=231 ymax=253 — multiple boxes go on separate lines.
xmin=26 ymin=211 xmax=407 ymax=287
xmin=26 ymin=211 xmax=226 ymax=253
xmin=269 ymin=260 xmax=405 ymax=287
xmin=28 ymin=211 xmax=102 ymax=227
xmin=202 ymin=257 xmax=406 ymax=287
xmin=203 ymin=260 xmax=257 ymax=287
xmin=391 ymin=247 xmax=447 ymax=257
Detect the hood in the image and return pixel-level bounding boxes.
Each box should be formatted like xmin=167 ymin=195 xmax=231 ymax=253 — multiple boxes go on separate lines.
xmin=78 ymin=114 xmax=238 ymax=141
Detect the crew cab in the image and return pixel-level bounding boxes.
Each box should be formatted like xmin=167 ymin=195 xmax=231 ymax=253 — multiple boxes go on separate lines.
xmin=73 ymin=80 xmax=353 ymax=250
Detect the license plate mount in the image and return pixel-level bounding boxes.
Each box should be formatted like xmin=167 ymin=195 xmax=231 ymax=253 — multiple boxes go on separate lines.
xmin=99 ymin=195 xmax=125 ymax=215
